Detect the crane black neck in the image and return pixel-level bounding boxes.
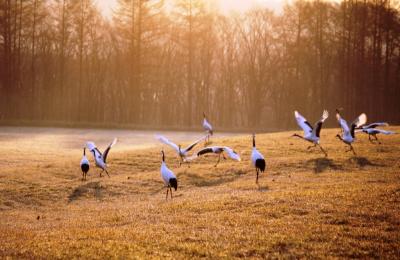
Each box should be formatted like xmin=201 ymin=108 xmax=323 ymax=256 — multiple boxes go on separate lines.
xmin=162 ymin=151 xmax=165 ymax=162
xmin=83 ymin=147 xmax=86 ymax=156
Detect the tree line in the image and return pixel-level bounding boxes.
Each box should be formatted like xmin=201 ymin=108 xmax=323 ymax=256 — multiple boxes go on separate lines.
xmin=0 ymin=0 xmax=399 ymax=131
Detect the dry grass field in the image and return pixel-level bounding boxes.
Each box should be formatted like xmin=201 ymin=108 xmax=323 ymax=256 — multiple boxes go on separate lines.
xmin=0 ymin=127 xmax=399 ymax=258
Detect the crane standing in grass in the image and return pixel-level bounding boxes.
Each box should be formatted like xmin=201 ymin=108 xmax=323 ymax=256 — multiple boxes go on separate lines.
xmin=160 ymin=150 xmax=178 ymax=200
xmin=251 ymin=134 xmax=266 ymax=185
xmin=203 ymin=112 xmax=213 ymax=143
xmin=80 ymin=147 xmax=90 ymax=181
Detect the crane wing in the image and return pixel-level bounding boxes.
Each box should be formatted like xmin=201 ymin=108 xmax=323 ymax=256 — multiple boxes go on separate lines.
xmin=350 ymin=113 xmax=367 ymax=138
xmin=183 ymin=147 xmax=214 ymax=162
xmin=313 ymin=110 xmax=329 ymax=137
xmin=362 ymin=122 xmax=388 ymax=129
xmin=294 ymin=111 xmax=313 ymax=136
xmin=155 ymin=134 xmax=180 ymax=153
xmin=102 ymin=138 xmax=117 ymax=163
xmin=223 ymin=147 xmax=241 ymax=161
xmin=183 ymin=135 xmax=208 ymax=153
xmin=336 ymin=111 xmax=350 ymax=136
xmin=86 ymin=141 xmax=102 ymax=160
xmin=375 ymin=129 xmax=396 ymax=135
xmin=86 ymin=141 xmax=97 ymax=152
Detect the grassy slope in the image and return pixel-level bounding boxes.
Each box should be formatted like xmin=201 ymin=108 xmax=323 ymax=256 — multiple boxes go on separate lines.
xmin=0 ymin=127 xmax=399 ymax=258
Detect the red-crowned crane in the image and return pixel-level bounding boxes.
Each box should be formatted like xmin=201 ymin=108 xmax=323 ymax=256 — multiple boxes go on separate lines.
xmin=86 ymin=138 xmax=117 ymax=177
xmin=155 ymin=134 xmax=206 ymax=166
xmin=203 ymin=112 xmax=213 ymax=143
xmin=80 ymin=147 xmax=90 ymax=181
xmin=335 ymin=110 xmax=367 ymax=155
xmin=292 ymin=110 xmax=329 ymax=157
xmin=186 ymin=146 xmax=241 ymax=167
xmin=160 ymin=150 xmax=178 ymax=200
xmin=356 ymin=122 xmax=396 ymax=144
xmin=251 ymin=134 xmax=266 ymax=185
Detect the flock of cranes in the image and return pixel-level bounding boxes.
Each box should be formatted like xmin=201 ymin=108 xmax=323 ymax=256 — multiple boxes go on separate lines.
xmin=80 ymin=111 xmax=395 ymax=199
xmin=293 ymin=109 xmax=395 ymax=156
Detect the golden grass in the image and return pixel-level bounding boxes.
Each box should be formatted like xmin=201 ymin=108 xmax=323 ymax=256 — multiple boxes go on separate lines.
xmin=0 ymin=127 xmax=399 ymax=258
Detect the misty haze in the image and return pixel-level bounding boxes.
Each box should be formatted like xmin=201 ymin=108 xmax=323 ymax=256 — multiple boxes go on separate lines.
xmin=0 ymin=0 xmax=399 ymax=258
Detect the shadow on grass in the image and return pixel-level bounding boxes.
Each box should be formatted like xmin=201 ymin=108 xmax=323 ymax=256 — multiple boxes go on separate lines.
xmin=258 ymin=186 xmax=269 ymax=192
xmin=349 ymin=157 xmax=386 ymax=168
xmin=183 ymin=171 xmax=242 ymax=187
xmin=68 ymin=181 xmax=105 ymax=202
xmin=150 ymin=187 xmax=186 ymax=198
xmin=306 ymin=157 xmax=344 ymax=173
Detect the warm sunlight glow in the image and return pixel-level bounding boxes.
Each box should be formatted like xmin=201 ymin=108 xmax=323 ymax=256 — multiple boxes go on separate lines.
xmin=96 ymin=0 xmax=118 ymax=19
xmin=95 ymin=0 xmax=343 ymax=19
xmin=217 ymin=0 xmax=283 ymax=14
xmin=95 ymin=0 xmax=286 ymax=19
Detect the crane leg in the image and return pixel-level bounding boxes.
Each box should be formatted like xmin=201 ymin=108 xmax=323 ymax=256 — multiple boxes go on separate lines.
xmin=350 ymin=144 xmax=356 ymax=155
xmin=170 ymin=186 xmax=173 ymax=199
xmin=99 ymin=170 xmax=104 ymax=177
xmin=105 ymin=169 xmax=110 ymax=177
xmin=166 ymin=188 xmax=169 ymax=200
xmin=214 ymin=154 xmax=221 ymax=167
xmin=256 ymin=169 xmax=259 ymax=184
xmin=374 ymin=134 xmax=381 ymax=144
xmin=318 ymin=144 xmax=328 ymax=157
xmin=307 ymin=144 xmax=316 ymax=150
